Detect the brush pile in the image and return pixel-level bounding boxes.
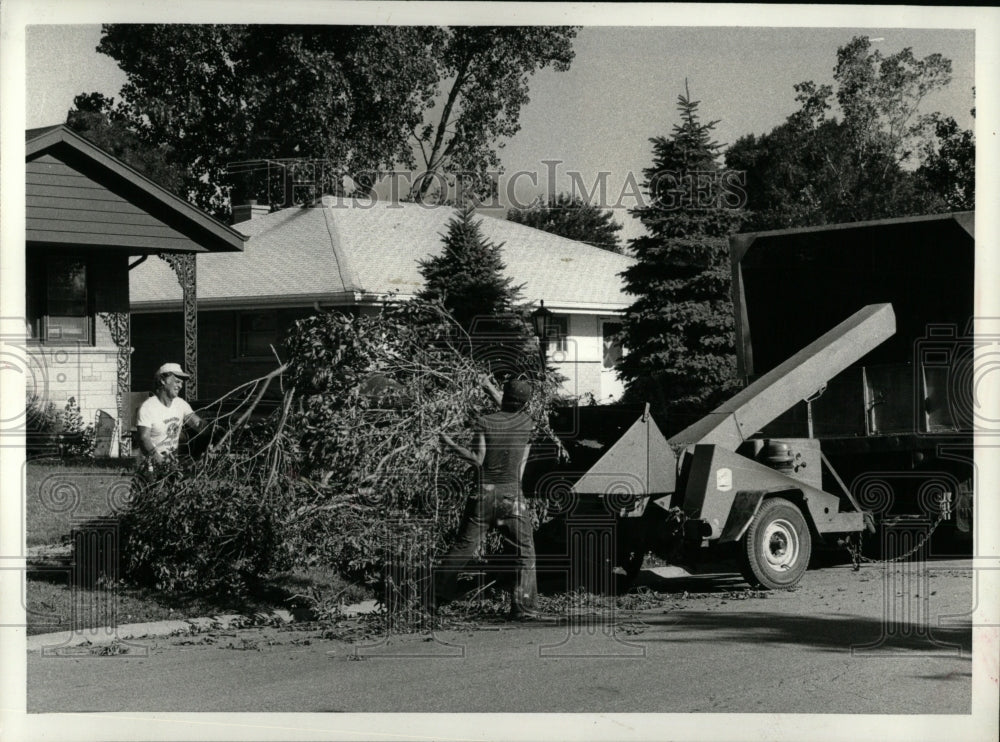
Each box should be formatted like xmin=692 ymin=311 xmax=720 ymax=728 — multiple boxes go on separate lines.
xmin=120 ymin=300 xmax=559 ymax=611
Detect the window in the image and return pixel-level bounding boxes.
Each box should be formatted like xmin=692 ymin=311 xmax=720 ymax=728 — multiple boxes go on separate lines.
xmin=546 ymin=315 xmax=569 ymax=352
xmin=26 ymin=255 xmax=91 ymax=343
xmin=237 ymin=311 xmax=279 ymax=359
xmin=602 ymin=321 xmax=623 ymax=369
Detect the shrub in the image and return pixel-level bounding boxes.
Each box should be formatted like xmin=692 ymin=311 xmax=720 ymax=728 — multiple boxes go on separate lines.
xmin=24 ymin=394 xmax=97 ymax=459
xmin=58 ymin=397 xmax=95 ymax=459
xmin=25 ymin=393 xmax=61 ymax=457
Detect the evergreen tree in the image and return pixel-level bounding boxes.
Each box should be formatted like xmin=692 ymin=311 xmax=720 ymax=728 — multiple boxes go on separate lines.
xmin=618 ymin=84 xmax=744 ymax=429
xmin=418 ymin=207 xmax=535 ymax=379
xmin=507 ymin=192 xmax=623 ymax=252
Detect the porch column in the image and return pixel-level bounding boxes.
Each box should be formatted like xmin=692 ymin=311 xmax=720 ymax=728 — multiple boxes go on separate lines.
xmin=158 ymin=253 xmax=198 ymax=399
xmin=97 ymin=311 xmax=131 ymax=456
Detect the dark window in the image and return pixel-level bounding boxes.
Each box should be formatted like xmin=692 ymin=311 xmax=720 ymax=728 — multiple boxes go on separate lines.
xmin=602 ymin=321 xmax=623 ymax=369
xmin=26 ymin=255 xmax=91 ymax=343
xmin=237 ymin=311 xmax=279 ymax=359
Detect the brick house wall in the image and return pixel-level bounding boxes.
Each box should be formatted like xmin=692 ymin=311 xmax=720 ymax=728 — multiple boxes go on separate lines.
xmin=131 ymin=307 xmax=313 ymax=404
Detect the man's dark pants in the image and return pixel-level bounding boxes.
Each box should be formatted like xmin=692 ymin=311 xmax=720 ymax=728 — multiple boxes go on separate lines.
xmin=435 ymin=483 xmax=538 ymax=616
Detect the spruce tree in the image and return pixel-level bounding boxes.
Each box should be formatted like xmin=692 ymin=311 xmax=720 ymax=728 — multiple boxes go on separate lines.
xmin=418 ymin=207 xmax=534 ymax=379
xmin=618 ymin=84 xmax=745 ymax=429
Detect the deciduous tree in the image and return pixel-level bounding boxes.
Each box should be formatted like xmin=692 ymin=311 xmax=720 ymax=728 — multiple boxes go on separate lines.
xmin=507 ymin=192 xmax=622 ymax=253
xmin=725 ymin=36 xmax=970 ymax=230
xmin=75 ymin=25 xmax=576 ymax=216
xmin=410 ymin=27 xmax=577 ymax=203
xmin=66 ymin=92 xmax=186 ymax=196
xmin=917 ymin=111 xmax=975 ymax=211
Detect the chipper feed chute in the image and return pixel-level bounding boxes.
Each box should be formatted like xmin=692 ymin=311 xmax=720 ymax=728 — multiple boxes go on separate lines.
xmin=668 ymin=303 xmax=897 ymax=450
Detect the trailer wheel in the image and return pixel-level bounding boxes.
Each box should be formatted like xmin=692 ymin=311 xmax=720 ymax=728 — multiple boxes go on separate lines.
xmin=739 ymin=497 xmax=811 ymax=589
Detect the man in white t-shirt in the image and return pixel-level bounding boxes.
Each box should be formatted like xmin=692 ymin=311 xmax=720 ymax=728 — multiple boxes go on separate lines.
xmin=136 ymin=362 xmax=204 ymax=464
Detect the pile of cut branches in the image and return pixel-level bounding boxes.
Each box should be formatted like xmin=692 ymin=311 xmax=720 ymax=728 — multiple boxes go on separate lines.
xmin=120 ymin=300 xmax=561 ymax=612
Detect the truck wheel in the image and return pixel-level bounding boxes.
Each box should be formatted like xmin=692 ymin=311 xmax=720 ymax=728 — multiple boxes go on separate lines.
xmin=739 ymin=497 xmax=811 ymax=589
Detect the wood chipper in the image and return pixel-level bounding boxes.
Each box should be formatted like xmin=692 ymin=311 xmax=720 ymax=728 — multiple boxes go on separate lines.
xmin=532 ymin=303 xmax=896 ymax=590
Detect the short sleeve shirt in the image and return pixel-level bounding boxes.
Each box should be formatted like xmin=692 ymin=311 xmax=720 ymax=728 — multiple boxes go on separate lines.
xmin=476 ymin=410 xmax=533 ymax=486
xmin=136 ymin=396 xmax=194 ymax=456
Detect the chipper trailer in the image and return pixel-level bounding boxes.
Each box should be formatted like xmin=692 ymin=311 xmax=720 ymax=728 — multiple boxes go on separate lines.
xmin=534 ymin=303 xmax=897 ymax=590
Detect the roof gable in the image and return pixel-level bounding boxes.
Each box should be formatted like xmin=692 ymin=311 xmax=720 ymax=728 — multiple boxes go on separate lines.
xmin=26 ymin=125 xmax=245 ymax=254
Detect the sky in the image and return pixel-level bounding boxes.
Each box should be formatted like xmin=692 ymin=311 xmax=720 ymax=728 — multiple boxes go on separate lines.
xmin=21 ymin=19 xmax=977 ymax=243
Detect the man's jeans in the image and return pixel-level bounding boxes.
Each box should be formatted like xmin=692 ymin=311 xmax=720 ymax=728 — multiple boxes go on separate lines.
xmin=435 ymin=483 xmax=539 ymax=615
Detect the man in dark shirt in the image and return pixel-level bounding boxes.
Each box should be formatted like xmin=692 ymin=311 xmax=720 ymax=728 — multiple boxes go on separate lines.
xmin=435 ymin=378 xmax=539 ymax=619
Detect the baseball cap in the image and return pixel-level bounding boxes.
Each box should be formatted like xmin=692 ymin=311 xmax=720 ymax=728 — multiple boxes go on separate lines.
xmin=156 ymin=362 xmax=191 ymax=379
xmin=501 ymin=379 xmax=532 ymax=410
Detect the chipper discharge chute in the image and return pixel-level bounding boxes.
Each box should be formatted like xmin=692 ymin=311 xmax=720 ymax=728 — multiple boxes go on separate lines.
xmin=562 ymin=303 xmax=896 ymax=590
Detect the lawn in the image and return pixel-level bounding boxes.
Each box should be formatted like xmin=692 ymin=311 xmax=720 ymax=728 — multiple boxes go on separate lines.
xmin=25 ymin=458 xmax=133 ymax=546
xmin=24 ymin=460 xmax=372 ymax=635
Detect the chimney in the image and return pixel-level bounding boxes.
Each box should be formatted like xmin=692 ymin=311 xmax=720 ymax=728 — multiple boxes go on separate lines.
xmin=231 ymin=199 xmax=270 ymax=225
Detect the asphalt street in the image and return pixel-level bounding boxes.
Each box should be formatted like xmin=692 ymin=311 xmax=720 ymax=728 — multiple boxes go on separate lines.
xmin=26 ymin=559 xmax=977 ymax=715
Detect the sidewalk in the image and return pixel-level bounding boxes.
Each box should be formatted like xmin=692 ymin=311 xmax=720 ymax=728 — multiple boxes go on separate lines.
xmin=26 ymin=600 xmax=381 ymax=653
xmin=26 ymin=565 xmax=706 ymax=652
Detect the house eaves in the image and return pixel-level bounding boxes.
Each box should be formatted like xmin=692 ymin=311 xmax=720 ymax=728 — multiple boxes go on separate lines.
xmin=131 ymin=291 xmax=365 ymax=314
xmin=26 ymin=125 xmax=246 ymax=254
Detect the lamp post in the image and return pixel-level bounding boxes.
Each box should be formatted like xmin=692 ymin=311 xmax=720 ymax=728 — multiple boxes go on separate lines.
xmin=530 ymin=300 xmax=553 ymax=378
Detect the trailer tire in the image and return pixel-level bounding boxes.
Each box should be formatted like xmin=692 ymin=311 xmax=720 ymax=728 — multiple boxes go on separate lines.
xmin=739 ymin=497 xmax=811 ymax=589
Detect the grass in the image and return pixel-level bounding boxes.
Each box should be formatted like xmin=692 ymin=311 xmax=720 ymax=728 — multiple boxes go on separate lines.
xmin=25 ymin=457 xmax=133 ymax=546
xmin=24 ymin=571 xmax=349 ymax=636
xmin=24 ymin=460 xmax=373 ymax=636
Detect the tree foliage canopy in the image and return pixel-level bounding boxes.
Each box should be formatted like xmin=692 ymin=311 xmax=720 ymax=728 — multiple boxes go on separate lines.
xmin=507 ymin=192 xmax=623 ymax=253
xmin=76 ymin=25 xmax=576 ymax=216
xmin=917 ymin=111 xmax=975 ymax=211
xmin=66 ymin=92 xmax=186 ymax=196
xmin=618 ymin=85 xmax=744 ymax=427
xmin=725 ymin=36 xmax=973 ymax=230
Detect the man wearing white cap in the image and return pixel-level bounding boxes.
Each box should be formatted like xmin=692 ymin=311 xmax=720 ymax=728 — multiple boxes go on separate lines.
xmin=136 ymin=362 xmax=204 ymax=464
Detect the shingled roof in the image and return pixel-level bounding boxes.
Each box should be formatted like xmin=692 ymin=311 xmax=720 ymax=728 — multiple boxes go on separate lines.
xmin=130 ymin=198 xmax=635 ymax=313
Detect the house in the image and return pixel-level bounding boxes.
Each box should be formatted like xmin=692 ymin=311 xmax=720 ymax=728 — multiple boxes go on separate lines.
xmin=129 ymin=197 xmax=636 ymax=402
xmin=23 ymin=125 xmax=246 ymax=455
